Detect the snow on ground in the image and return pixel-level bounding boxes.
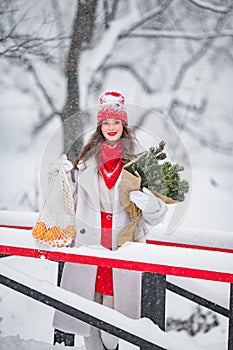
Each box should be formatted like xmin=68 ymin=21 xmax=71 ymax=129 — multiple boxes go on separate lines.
xmin=0 ymin=335 xmax=80 ymax=350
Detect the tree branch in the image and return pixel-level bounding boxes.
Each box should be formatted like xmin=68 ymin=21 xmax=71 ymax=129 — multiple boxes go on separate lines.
xmin=0 ymin=7 xmax=31 ymax=43
xmin=0 ymin=35 xmax=70 ymax=57
xmin=167 ymin=6 xmax=194 ymax=55
xmin=109 ymin=0 xmax=119 ymax=21
xmin=131 ymin=108 xmax=165 ymax=133
xmin=187 ymin=0 xmax=231 ymax=13
xmin=103 ymin=0 xmax=110 ymax=29
xmin=125 ymin=29 xmax=233 ymax=40
xmin=32 ymin=111 xmax=62 ymax=135
xmin=20 ymin=59 xmax=62 ymax=133
xmin=99 ymin=62 xmax=160 ymax=94
xmin=27 ymin=62 xmax=59 ymax=114
xmin=119 ymin=0 xmax=174 ymax=39
xmin=170 ymin=106 xmax=233 ymax=155
xmin=169 ymin=97 xmax=208 ymax=121
xmin=212 ymin=45 xmax=233 ymax=63
xmin=172 ymin=12 xmax=229 ymax=90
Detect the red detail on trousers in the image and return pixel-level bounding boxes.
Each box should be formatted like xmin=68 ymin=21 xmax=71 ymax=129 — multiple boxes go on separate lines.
xmin=95 ymin=212 xmax=114 ymax=296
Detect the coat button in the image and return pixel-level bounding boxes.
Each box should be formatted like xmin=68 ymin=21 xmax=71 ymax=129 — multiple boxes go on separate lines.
xmin=80 ymin=228 xmax=86 ymax=234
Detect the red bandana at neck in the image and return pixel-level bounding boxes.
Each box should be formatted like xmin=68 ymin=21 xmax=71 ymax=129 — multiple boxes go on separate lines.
xmin=100 ymin=141 xmax=123 ymax=189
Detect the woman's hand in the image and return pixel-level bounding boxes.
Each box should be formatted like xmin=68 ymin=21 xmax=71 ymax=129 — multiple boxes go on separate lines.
xmin=48 ymin=154 xmax=73 ymax=178
xmin=129 ymin=188 xmax=153 ymax=211
xmin=130 ymin=187 xmax=167 ymax=226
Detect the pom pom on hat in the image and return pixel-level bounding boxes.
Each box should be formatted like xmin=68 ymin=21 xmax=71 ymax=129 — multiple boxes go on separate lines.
xmin=100 ymin=91 xmax=125 ymax=105
xmin=97 ymin=91 xmax=128 ymax=125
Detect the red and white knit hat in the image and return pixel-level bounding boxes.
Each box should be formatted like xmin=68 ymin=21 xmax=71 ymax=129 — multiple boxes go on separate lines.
xmin=97 ymin=91 xmax=128 ymax=126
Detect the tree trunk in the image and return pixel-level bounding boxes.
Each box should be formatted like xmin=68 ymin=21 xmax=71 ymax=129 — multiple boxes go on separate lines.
xmin=62 ymin=0 xmax=98 ymax=162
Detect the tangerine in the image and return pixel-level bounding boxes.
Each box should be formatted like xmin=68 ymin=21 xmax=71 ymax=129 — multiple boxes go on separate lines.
xmin=32 ymin=221 xmax=46 ymax=240
xmin=44 ymin=226 xmax=64 ymax=242
xmin=65 ymin=225 xmax=76 ymax=238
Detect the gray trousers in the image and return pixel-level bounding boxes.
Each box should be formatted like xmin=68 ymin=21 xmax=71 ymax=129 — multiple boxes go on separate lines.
xmin=83 ymin=293 xmax=119 ymax=350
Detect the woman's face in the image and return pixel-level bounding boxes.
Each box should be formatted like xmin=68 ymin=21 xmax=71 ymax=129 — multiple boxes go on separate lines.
xmin=101 ymin=119 xmax=124 ymax=145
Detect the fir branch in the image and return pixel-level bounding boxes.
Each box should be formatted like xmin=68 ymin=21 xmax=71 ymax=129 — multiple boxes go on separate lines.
xmin=126 ymin=141 xmax=189 ymax=202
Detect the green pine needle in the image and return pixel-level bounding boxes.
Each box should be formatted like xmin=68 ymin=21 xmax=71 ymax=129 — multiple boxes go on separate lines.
xmin=127 ymin=141 xmax=189 ymax=202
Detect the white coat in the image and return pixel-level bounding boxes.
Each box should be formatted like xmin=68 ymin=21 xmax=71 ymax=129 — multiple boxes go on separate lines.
xmin=53 ymin=157 xmax=167 ymax=336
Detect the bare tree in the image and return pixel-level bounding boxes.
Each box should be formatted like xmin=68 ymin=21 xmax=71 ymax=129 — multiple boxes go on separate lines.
xmin=62 ymin=0 xmax=99 ymax=161
xmin=0 ymin=0 xmax=70 ymax=131
xmin=88 ymin=0 xmax=233 ymax=155
xmin=1 ymin=0 xmax=233 ymax=160
xmin=0 ymin=0 xmax=118 ymax=161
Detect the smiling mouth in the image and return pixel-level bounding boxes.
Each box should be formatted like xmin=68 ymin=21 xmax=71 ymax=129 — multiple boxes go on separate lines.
xmin=108 ymin=132 xmax=117 ymax=136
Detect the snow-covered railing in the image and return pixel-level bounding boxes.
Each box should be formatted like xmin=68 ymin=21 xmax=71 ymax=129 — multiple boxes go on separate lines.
xmin=0 ymin=263 xmax=204 ymax=350
xmin=0 ymin=226 xmax=232 ymax=282
xmin=0 ymin=210 xmax=233 ymax=349
xmin=0 ymin=210 xmax=37 ymax=230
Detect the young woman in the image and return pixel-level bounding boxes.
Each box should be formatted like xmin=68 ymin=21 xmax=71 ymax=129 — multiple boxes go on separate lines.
xmin=53 ymin=91 xmax=167 ymax=350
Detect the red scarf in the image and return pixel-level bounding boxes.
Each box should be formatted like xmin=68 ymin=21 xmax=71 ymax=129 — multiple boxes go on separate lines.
xmin=100 ymin=141 xmax=123 ymax=189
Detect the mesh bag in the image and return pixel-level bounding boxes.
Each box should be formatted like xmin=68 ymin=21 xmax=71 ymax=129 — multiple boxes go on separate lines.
xmin=32 ymin=166 xmax=76 ymax=247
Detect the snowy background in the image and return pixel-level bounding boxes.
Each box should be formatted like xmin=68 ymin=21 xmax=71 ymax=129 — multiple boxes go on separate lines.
xmin=0 ymin=0 xmax=233 ymax=349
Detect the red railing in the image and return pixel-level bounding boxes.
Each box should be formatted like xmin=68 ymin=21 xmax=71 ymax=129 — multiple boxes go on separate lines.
xmin=0 ymin=213 xmax=233 ymax=349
